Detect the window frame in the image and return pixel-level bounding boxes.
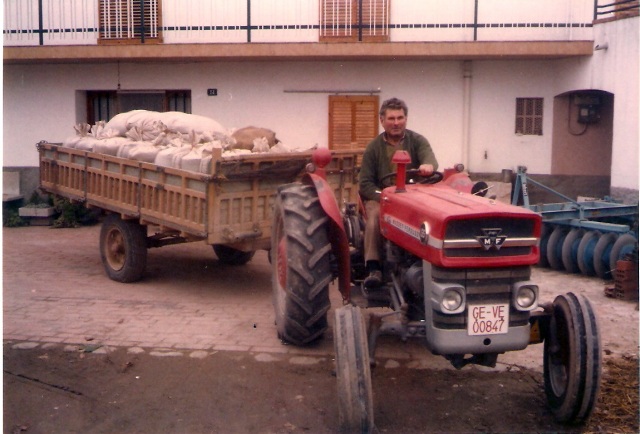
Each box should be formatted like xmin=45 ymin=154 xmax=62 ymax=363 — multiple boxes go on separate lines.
xmin=86 ymin=90 xmax=191 ymax=124
xmin=320 ymin=0 xmax=390 ymax=43
xmin=98 ymin=0 xmax=163 ymax=45
xmin=515 ymin=97 xmax=544 ymax=136
xmin=328 ymin=95 xmax=379 ymax=151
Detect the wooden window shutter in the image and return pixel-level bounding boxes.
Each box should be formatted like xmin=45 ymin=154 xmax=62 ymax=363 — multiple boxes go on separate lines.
xmin=99 ymin=0 xmax=162 ymax=44
xmin=329 ymin=95 xmax=379 ymax=151
xmin=320 ymin=0 xmax=389 ymax=42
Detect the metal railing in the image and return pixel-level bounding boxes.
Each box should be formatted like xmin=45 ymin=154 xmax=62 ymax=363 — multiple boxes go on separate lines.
xmin=595 ymin=0 xmax=640 ymax=19
xmin=3 ymin=0 xmax=600 ymax=47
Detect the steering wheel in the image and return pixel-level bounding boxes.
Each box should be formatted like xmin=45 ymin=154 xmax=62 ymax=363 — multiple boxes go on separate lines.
xmin=380 ymin=168 xmax=443 ymax=185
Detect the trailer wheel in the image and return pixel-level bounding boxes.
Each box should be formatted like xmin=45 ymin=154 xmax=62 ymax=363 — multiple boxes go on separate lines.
xmin=577 ymin=231 xmax=601 ymax=276
xmin=561 ymin=228 xmax=585 ymax=273
xmin=593 ymin=233 xmax=618 ymax=279
xmin=99 ymin=214 xmax=147 ymax=283
xmin=212 ymin=245 xmax=255 ymax=265
xmin=609 ymin=233 xmax=637 ymax=270
xmin=544 ymin=292 xmax=601 ymax=424
xmin=334 ymin=305 xmax=374 ymax=434
xmin=271 ymin=183 xmax=332 ymax=346
xmin=547 ymin=227 xmax=569 ymax=270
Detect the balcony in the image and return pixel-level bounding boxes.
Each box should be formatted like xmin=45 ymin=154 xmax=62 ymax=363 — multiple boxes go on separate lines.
xmin=3 ymin=0 xmax=633 ymax=64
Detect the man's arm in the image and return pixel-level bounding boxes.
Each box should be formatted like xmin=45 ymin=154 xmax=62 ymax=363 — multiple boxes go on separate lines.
xmin=414 ymin=133 xmax=439 ymax=173
xmin=359 ymin=145 xmax=382 ymax=202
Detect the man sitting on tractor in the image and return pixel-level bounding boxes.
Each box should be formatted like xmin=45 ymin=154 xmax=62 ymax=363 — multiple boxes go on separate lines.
xmin=359 ymin=97 xmax=439 ymax=289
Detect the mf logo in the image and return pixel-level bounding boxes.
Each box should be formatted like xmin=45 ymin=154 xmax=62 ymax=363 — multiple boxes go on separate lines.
xmin=476 ymin=228 xmax=507 ymax=250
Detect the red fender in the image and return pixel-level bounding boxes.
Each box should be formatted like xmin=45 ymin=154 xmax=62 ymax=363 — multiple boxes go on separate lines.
xmin=303 ymin=149 xmax=351 ymax=301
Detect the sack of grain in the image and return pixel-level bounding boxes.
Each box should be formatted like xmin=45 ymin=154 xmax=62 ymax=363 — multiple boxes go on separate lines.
xmin=230 ymin=126 xmax=278 ymax=151
xmin=93 ymin=137 xmax=131 ymax=156
xmin=154 ymin=146 xmax=191 ymax=169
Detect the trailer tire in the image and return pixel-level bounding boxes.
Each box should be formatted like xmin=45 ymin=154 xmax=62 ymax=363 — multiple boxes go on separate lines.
xmin=212 ymin=245 xmax=255 ymax=265
xmin=609 ymin=233 xmax=637 ymax=270
xmin=577 ymin=231 xmax=601 ymax=276
xmin=334 ymin=305 xmax=374 ymax=434
xmin=271 ymin=183 xmax=332 ymax=346
xmin=547 ymin=227 xmax=569 ymax=270
xmin=543 ymin=292 xmax=601 ymax=424
xmin=593 ymin=233 xmax=618 ymax=279
xmin=100 ymin=214 xmax=147 ymax=283
xmin=561 ymin=228 xmax=585 ymax=273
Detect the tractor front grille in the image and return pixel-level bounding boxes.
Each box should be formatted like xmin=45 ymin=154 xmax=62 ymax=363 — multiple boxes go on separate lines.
xmin=443 ymin=216 xmax=537 ymax=258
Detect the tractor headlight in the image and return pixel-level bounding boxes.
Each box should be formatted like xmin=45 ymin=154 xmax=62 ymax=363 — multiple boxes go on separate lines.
xmin=430 ymin=283 xmax=466 ymax=315
xmin=512 ymin=282 xmax=538 ymax=311
xmin=442 ymin=289 xmax=464 ymax=312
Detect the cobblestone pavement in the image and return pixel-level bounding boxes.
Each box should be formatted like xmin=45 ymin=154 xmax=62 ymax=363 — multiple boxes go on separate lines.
xmin=3 ymin=225 xmax=638 ymax=370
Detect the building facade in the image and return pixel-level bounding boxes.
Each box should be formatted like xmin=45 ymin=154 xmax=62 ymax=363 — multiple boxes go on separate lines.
xmin=3 ymin=0 xmax=639 ymax=202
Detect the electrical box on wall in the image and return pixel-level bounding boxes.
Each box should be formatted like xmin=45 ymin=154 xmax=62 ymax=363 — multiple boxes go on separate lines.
xmin=574 ymin=94 xmax=601 ymax=124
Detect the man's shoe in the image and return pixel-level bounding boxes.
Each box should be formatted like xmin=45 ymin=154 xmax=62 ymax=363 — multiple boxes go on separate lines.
xmin=363 ymin=270 xmax=383 ymax=289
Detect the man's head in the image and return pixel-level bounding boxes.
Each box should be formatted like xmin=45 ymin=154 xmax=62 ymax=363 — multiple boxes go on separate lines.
xmin=379 ymin=98 xmax=408 ymax=141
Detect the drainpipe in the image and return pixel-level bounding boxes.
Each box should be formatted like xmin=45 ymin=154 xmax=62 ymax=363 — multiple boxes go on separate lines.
xmin=462 ymin=60 xmax=472 ymax=169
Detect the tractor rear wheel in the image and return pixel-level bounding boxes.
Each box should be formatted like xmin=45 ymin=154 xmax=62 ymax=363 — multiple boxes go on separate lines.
xmin=543 ymin=292 xmax=601 ymax=424
xmin=334 ymin=305 xmax=374 ymax=434
xmin=271 ymin=183 xmax=332 ymax=346
xmin=99 ymin=214 xmax=148 ymax=283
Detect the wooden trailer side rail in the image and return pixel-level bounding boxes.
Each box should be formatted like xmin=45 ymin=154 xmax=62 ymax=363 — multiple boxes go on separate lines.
xmin=38 ymin=142 xmax=362 ymax=250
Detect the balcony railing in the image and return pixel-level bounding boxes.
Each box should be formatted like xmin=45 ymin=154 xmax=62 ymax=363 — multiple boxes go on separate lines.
xmin=595 ymin=0 xmax=639 ymax=20
xmin=3 ymin=0 xmax=601 ymax=47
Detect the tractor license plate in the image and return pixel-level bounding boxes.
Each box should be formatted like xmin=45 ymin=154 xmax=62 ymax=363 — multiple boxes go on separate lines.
xmin=468 ymin=304 xmax=509 ymax=336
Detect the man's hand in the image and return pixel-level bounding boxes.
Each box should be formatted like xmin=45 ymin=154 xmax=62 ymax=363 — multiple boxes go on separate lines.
xmin=418 ymin=164 xmax=434 ymax=176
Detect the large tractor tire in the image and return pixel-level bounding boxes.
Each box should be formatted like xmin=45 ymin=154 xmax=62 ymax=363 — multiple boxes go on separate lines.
xmin=212 ymin=244 xmax=255 ymax=265
xmin=271 ymin=183 xmax=332 ymax=346
xmin=543 ymin=292 xmax=601 ymax=424
xmin=99 ymin=214 xmax=148 ymax=282
xmin=334 ymin=305 xmax=374 ymax=434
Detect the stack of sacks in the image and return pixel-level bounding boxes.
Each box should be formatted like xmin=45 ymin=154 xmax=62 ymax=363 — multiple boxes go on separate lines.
xmin=61 ymin=110 xmax=313 ymax=173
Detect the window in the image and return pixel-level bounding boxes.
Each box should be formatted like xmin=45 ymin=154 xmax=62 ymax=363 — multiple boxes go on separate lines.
xmin=329 ymin=95 xmax=379 ymax=151
xmin=320 ymin=0 xmax=390 ymax=42
xmin=86 ymin=90 xmax=191 ymax=124
xmin=99 ymin=0 xmax=162 ymax=44
xmin=515 ymin=98 xmax=543 ymax=135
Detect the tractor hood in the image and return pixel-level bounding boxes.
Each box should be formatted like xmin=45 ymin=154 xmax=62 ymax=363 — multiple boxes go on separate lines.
xmin=380 ymin=183 xmax=541 ymax=268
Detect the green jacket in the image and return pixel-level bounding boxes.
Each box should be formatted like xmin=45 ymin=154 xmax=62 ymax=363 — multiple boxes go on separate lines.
xmin=359 ymin=129 xmax=439 ymax=202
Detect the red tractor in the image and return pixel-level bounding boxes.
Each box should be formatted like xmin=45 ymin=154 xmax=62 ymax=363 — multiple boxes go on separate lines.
xmin=271 ymin=148 xmax=601 ymax=432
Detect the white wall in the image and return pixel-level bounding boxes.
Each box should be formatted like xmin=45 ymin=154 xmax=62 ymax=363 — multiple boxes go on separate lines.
xmin=0 ymin=57 xmax=581 ymax=174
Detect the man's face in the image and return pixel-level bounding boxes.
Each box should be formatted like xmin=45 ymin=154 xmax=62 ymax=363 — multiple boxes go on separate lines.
xmin=380 ymin=108 xmax=407 ymax=140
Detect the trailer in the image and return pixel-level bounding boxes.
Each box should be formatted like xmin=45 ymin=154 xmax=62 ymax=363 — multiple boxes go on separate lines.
xmin=37 ymin=141 xmax=361 ymax=282
xmin=512 ymin=166 xmax=638 ymax=279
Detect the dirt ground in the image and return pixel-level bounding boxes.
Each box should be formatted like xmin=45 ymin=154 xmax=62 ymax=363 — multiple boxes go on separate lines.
xmin=3 ymin=341 xmax=638 ymax=434
xmin=3 ymin=224 xmax=639 ymax=433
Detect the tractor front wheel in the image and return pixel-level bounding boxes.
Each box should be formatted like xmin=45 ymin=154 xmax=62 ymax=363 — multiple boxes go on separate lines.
xmin=543 ymin=292 xmax=601 ymax=424
xmin=271 ymin=183 xmax=332 ymax=346
xmin=334 ymin=305 xmax=374 ymax=434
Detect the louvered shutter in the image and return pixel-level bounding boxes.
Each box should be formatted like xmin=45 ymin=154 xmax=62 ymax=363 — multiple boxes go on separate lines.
xmin=99 ymin=0 xmax=162 ymax=43
xmin=361 ymin=0 xmax=389 ymax=41
xmin=329 ymin=96 xmax=379 ymax=151
xmin=320 ymin=0 xmax=389 ymax=42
